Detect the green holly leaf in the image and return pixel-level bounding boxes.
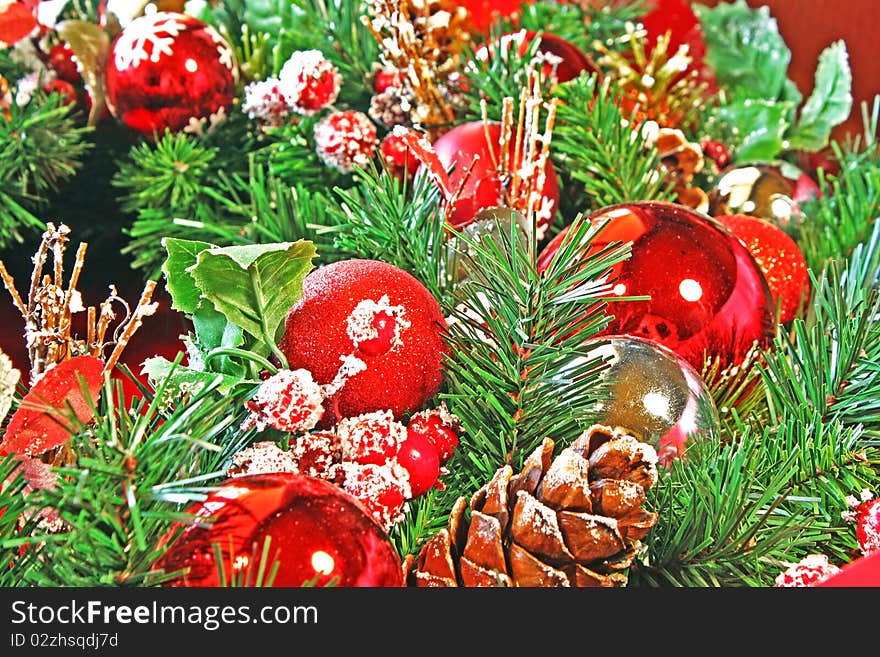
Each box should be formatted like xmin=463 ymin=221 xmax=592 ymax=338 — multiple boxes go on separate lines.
xmin=695 ymin=0 xmax=791 ymax=101
xmin=715 ymin=99 xmax=792 ymax=163
xmin=787 ymin=41 xmax=853 ymax=152
xmin=161 ymin=238 xmax=214 ymax=314
xmin=191 ymin=300 xmax=246 ymax=377
xmin=141 ymin=356 xmax=251 ymax=396
xmin=189 ymin=241 xmax=316 ymax=350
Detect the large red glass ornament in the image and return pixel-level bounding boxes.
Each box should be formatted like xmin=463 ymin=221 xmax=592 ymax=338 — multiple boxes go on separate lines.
xmin=538 ymin=201 xmax=776 ymax=369
xmin=105 ymin=12 xmax=237 ymax=136
xmin=431 ymin=121 xmax=560 ymax=234
xmin=155 ymin=473 xmax=404 ymax=587
xmin=716 ymin=214 xmax=810 ymax=323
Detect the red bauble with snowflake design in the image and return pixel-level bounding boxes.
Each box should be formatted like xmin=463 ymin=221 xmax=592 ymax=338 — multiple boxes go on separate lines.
xmin=538 ymin=202 xmax=776 ymax=370
xmin=154 ymin=473 xmax=403 ymax=587
xmin=279 ymin=259 xmax=448 ymax=424
xmin=104 ymin=11 xmax=238 ymax=137
xmin=716 ymin=214 xmax=810 ymax=323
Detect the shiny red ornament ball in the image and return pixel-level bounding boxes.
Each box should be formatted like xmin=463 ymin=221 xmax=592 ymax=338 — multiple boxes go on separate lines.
xmin=407 ymin=411 xmax=459 ymax=463
xmin=313 ymin=110 xmax=378 ymax=173
xmin=716 ymin=214 xmax=810 ymax=323
xmin=155 ymin=473 xmax=403 ymax=587
xmin=475 ymin=30 xmax=594 ymax=84
xmin=459 ymin=0 xmax=525 ymax=33
xmin=104 ymin=12 xmax=237 ymax=137
xmin=395 ymin=432 xmax=440 ymax=497
xmin=538 ymin=202 xmax=776 ymax=370
xmin=279 ymin=259 xmax=449 ymax=423
xmin=431 ymin=121 xmax=560 ymax=234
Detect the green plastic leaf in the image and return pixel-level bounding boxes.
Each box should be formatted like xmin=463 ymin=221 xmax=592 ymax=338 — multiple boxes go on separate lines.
xmin=55 ymin=20 xmax=111 ymax=127
xmin=161 ymin=238 xmax=214 ymax=314
xmin=695 ymin=0 xmax=791 ymax=101
xmin=191 ymin=300 xmax=246 ymax=377
xmin=189 ymin=241 xmax=316 ymax=347
xmin=0 ymin=350 xmax=21 ymax=426
xmin=715 ymin=99 xmax=792 ymax=163
xmin=141 ymin=357 xmax=250 ymax=396
xmin=787 ymin=41 xmax=853 ymax=152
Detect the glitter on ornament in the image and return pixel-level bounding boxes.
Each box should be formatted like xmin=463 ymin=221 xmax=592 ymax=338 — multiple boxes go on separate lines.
xmin=774 ymin=554 xmax=841 ymax=587
xmin=241 ymin=368 xmax=325 ymax=433
xmin=242 ymin=77 xmax=290 ymax=127
xmin=337 ymin=410 xmax=407 ymax=466
xmin=342 ymin=460 xmax=412 ymax=532
xmin=104 ymin=12 xmax=238 ymax=136
xmin=313 ymin=110 xmax=379 ymax=173
xmin=843 ymin=489 xmax=880 ymax=557
xmin=277 ymin=49 xmax=342 ymax=116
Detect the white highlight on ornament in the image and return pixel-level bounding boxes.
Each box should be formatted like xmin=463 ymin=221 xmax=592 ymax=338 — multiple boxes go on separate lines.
xmin=311 ymin=550 xmax=335 ymax=576
xmin=184 ymin=58 xmax=198 ymax=73
xmin=770 ymin=196 xmax=793 ymax=219
xmin=612 ymin=283 xmax=627 ymax=296
xmin=113 ymin=12 xmax=187 ymax=71
xmin=642 ymin=392 xmax=671 ymax=421
xmin=678 ymin=278 xmax=703 ymax=302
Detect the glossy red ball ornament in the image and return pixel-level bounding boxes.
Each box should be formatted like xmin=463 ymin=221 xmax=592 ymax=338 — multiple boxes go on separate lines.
xmin=279 ymin=259 xmax=449 ymax=423
xmin=716 ymin=214 xmax=810 ymax=323
xmin=395 ymin=432 xmax=440 ymax=497
xmin=155 ymin=473 xmax=403 ymax=587
xmin=431 ymin=121 xmax=560 ymax=233
xmin=104 ymin=12 xmax=237 ymax=137
xmin=460 ymin=0 xmax=525 ymax=34
xmin=476 ymin=30 xmax=595 ymax=84
xmin=538 ymin=202 xmax=776 ymax=370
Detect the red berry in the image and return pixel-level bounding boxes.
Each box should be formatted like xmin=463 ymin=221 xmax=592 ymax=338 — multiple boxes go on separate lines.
xmin=716 ymin=214 xmax=810 ymax=324
xmin=700 ymin=139 xmax=730 ymax=171
xmin=313 ymin=110 xmax=378 ymax=173
xmin=279 ymin=259 xmax=449 ymax=423
xmin=395 ymin=432 xmax=440 ymax=497
xmin=243 ymin=368 xmax=325 ymax=433
xmin=774 ymin=554 xmax=840 ymax=587
xmin=43 ymin=78 xmax=78 ymax=107
xmin=278 ymin=49 xmax=341 ymax=116
xmin=337 ymin=410 xmax=406 ymax=466
xmin=845 ymin=491 xmax=880 ymax=557
xmin=407 ymin=412 xmax=459 ymax=463
xmin=374 ymin=69 xmax=401 ymax=93
xmin=431 ymin=121 xmax=560 ymax=235
xmin=342 ymin=462 xmax=410 ymax=531
xmin=380 ymin=132 xmax=419 ymax=180
xmin=48 ymin=43 xmax=82 ymax=84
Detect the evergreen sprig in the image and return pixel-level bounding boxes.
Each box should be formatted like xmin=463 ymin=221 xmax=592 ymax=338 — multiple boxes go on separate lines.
xmin=10 ymin=368 xmax=257 ymax=587
xmin=0 ymin=454 xmax=38 ymax=587
xmin=552 ymin=73 xmax=675 ymax=213
xmin=0 ymin=90 xmax=92 ymax=247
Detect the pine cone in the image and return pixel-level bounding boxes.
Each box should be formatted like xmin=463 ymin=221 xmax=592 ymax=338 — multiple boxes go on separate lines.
xmin=403 ymin=425 xmax=659 ymax=587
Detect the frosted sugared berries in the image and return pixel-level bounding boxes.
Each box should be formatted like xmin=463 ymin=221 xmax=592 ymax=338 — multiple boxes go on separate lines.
xmin=843 ymin=489 xmax=880 ymax=557
xmin=278 ymin=49 xmax=341 ymax=116
xmin=242 ymin=78 xmax=290 ymax=127
xmin=406 ymin=406 xmax=460 ymax=463
xmin=313 ymin=110 xmax=379 ymax=174
xmin=338 ymin=410 xmax=406 ymax=466
xmin=279 ymin=259 xmax=449 ymax=423
xmin=774 ymin=554 xmax=840 ymax=587
xmin=242 ymin=368 xmax=325 ymax=433
xmin=342 ymin=461 xmax=411 ymax=530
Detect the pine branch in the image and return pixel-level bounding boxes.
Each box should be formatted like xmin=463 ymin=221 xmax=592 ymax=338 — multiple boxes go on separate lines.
xmin=552 ymin=73 xmax=675 ymax=213
xmin=11 ymin=368 xmax=258 ymax=587
xmin=798 ymin=97 xmax=880 ymax=275
xmin=256 ymin=119 xmax=341 ymax=189
xmin=325 ymin=162 xmax=452 ymax=305
xmin=0 ymin=454 xmax=39 ymax=587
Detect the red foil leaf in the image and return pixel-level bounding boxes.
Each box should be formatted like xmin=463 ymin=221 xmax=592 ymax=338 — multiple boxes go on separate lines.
xmin=391 ymin=126 xmax=451 ymax=199
xmin=1 ymin=356 xmax=104 ymax=457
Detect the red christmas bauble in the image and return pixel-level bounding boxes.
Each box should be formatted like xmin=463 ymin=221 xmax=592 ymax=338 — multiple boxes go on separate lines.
xmin=431 ymin=121 xmax=560 ymax=234
xmin=104 ymin=12 xmax=237 ymax=136
xmin=459 ymin=0 xmax=525 ymax=33
xmin=538 ymin=202 xmax=776 ymax=370
xmin=475 ymin=30 xmax=595 ymax=84
xmin=155 ymin=473 xmax=403 ymax=587
xmin=395 ymin=432 xmax=440 ymax=497
xmin=279 ymin=259 xmax=449 ymax=423
xmin=716 ymin=214 xmax=810 ymax=324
